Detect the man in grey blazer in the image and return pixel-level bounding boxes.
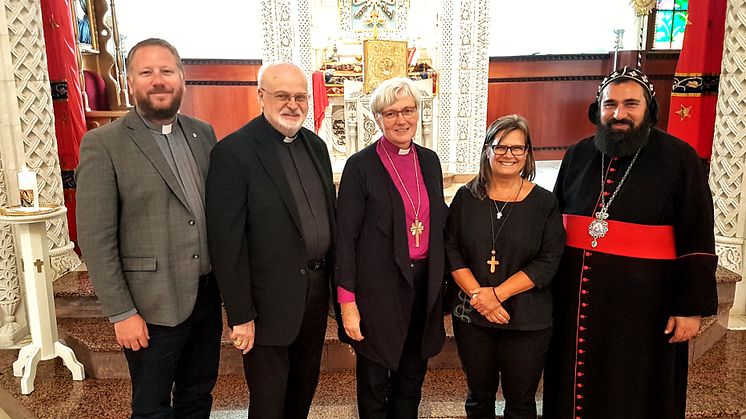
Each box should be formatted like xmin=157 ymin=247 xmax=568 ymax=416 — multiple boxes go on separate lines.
xmin=76 ymin=38 xmax=222 ymax=418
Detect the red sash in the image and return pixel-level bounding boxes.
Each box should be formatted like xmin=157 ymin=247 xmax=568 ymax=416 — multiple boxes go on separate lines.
xmin=563 ymin=214 xmax=677 ymax=260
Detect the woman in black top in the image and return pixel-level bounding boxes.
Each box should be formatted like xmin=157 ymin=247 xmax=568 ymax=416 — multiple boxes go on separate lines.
xmin=445 ymin=115 xmax=565 ymax=419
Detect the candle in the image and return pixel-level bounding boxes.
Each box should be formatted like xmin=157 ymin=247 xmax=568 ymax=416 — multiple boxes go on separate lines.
xmin=17 ymin=167 xmax=38 ymax=209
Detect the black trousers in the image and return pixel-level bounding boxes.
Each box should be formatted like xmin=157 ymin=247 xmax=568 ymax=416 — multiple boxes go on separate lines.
xmin=453 ymin=320 xmax=551 ymax=419
xmin=356 ymin=259 xmax=429 ymax=419
xmin=124 ymin=274 xmax=223 ymax=419
xmin=242 ymin=267 xmax=330 ymax=419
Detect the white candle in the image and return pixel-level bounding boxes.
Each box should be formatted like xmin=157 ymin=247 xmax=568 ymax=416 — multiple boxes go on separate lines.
xmin=17 ymin=167 xmax=38 ymax=209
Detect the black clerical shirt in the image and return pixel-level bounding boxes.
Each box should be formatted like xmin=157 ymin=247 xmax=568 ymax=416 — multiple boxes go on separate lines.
xmin=273 ymin=130 xmax=331 ymax=261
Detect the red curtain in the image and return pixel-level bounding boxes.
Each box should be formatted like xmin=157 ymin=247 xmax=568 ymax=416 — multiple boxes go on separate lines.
xmin=312 ymin=71 xmax=328 ymax=133
xmin=41 ymin=0 xmax=87 ymax=251
xmin=667 ymin=0 xmax=727 ymax=160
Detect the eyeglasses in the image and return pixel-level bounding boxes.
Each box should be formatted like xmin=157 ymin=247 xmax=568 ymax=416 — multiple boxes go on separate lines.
xmin=490 ymin=145 xmax=528 ymax=156
xmin=260 ymin=88 xmax=309 ymax=104
xmin=380 ymin=107 xmax=418 ymax=120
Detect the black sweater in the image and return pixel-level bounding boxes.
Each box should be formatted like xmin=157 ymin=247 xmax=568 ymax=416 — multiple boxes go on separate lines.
xmin=445 ymin=184 xmax=565 ymax=330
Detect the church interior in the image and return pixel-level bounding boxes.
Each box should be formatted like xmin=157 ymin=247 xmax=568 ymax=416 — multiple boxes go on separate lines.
xmin=0 ymin=0 xmax=744 ymax=417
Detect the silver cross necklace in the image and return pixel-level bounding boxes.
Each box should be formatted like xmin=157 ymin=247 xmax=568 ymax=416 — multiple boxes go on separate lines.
xmin=494 ymin=180 xmax=522 ymax=220
xmin=487 ymin=178 xmax=523 ymax=273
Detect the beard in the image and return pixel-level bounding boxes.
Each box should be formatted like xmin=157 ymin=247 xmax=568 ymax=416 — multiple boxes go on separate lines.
xmin=135 ymin=86 xmax=183 ymax=122
xmin=275 ymin=115 xmax=303 ymax=135
xmin=266 ymin=110 xmax=305 ymax=137
xmin=594 ymin=117 xmax=652 ymax=157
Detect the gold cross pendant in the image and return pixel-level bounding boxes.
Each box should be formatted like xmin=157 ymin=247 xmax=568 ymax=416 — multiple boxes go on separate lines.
xmin=410 ymin=219 xmax=424 ymax=247
xmin=487 ymin=249 xmax=499 ymax=273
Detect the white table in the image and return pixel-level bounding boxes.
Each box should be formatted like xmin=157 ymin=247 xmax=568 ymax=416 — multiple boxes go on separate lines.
xmin=0 ymin=207 xmax=84 ymax=394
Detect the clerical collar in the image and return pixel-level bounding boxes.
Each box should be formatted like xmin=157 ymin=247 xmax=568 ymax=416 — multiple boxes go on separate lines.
xmin=261 ymin=114 xmax=301 ymax=144
xmin=137 ymin=108 xmax=178 ymax=135
xmin=381 ymin=136 xmax=413 ymax=155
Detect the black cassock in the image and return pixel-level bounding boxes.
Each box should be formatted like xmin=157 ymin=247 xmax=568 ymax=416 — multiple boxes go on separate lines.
xmin=544 ymin=128 xmax=718 ymax=419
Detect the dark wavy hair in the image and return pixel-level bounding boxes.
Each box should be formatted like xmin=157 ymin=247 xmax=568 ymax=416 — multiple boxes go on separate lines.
xmin=466 ymin=114 xmax=536 ymax=200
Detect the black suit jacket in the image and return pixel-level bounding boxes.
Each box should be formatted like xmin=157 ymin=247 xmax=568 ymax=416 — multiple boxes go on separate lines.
xmin=206 ymin=114 xmax=336 ymax=346
xmin=335 ymin=140 xmax=447 ymax=370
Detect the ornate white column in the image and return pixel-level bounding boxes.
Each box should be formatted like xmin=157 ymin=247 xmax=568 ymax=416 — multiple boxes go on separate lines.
xmin=437 ymin=0 xmax=490 ymax=174
xmin=0 ymin=0 xmax=26 ymax=348
xmin=0 ymin=0 xmax=81 ymax=346
xmin=710 ymin=0 xmax=746 ymax=315
xmin=260 ymin=0 xmax=315 ymax=131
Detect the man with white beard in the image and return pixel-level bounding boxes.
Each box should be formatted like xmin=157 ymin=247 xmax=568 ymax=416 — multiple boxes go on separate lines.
xmin=206 ymin=63 xmax=336 ymax=419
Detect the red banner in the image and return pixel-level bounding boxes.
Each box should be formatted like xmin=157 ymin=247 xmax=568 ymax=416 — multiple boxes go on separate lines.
xmin=667 ymin=0 xmax=727 ymax=160
xmin=41 ymin=0 xmax=87 ymax=250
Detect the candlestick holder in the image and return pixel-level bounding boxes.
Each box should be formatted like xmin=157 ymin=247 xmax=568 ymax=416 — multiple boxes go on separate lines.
xmin=0 ymin=207 xmax=85 ymax=394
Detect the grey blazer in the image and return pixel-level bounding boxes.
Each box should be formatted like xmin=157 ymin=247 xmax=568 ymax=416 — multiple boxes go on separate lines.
xmin=76 ymin=110 xmax=217 ymax=326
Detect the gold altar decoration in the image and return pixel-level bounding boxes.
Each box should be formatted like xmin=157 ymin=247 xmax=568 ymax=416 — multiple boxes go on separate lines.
xmin=365 ymin=10 xmax=387 ymax=39
xmin=347 ymin=0 xmax=397 ymax=33
xmin=629 ymin=0 xmax=656 ymax=16
xmin=0 ymin=204 xmax=61 ymax=217
xmin=363 ymin=39 xmax=408 ymax=93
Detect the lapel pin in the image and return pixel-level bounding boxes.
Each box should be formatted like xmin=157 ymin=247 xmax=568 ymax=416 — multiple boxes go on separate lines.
xmin=192 ymin=133 xmax=198 ymax=138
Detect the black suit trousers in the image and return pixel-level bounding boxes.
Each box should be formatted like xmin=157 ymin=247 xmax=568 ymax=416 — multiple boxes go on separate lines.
xmin=242 ymin=267 xmax=330 ymax=419
xmin=453 ymin=321 xmax=551 ymax=419
xmin=124 ymin=274 xmax=223 ymax=419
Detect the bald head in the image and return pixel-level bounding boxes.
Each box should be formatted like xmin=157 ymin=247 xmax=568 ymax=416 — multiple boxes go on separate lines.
xmin=258 ymin=63 xmax=306 ymax=91
xmin=257 ymin=63 xmax=309 ymax=137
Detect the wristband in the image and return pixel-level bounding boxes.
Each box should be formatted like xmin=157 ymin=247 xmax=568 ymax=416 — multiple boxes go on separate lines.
xmin=492 ymin=287 xmax=503 ymax=305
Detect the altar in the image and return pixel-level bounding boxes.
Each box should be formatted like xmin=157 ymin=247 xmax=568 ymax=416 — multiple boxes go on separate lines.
xmin=313 ymin=43 xmax=437 ymax=163
xmin=318 ymin=77 xmax=434 ymax=163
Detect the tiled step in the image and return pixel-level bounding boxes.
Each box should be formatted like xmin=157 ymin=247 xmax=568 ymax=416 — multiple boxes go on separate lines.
xmin=53 ymin=270 xmax=459 ymax=378
xmin=57 ymin=314 xmax=460 ymax=379
xmin=689 ymin=266 xmax=742 ymax=363
xmin=2 ymin=331 xmax=746 ymax=418
xmin=54 ymin=267 xmax=739 ymax=376
xmin=213 ymin=368 xmax=476 ymax=419
xmin=53 ymin=271 xmax=102 ymax=318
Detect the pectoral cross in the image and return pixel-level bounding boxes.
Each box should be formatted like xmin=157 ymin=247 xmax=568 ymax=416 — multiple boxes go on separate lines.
xmin=487 ymin=250 xmax=499 ymax=273
xmin=410 ymin=219 xmax=424 ymax=247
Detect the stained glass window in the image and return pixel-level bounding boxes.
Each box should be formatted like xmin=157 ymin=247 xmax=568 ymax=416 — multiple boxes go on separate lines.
xmin=653 ymin=0 xmax=689 ymax=49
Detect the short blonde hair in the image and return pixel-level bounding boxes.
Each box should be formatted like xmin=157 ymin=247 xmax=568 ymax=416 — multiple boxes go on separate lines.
xmin=126 ymin=38 xmax=183 ymax=75
xmin=370 ymin=78 xmax=422 ymax=114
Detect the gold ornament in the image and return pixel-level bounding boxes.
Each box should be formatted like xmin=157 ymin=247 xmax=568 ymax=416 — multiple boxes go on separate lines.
xmin=363 ymin=39 xmax=408 ymax=93
xmin=630 ymin=0 xmax=656 ymax=17
xmin=675 ymin=104 xmax=693 ymax=122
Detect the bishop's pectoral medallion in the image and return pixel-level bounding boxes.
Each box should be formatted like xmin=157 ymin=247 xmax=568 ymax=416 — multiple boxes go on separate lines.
xmin=588 ymin=210 xmax=609 ymax=248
